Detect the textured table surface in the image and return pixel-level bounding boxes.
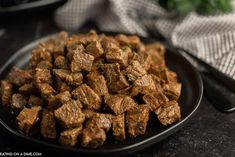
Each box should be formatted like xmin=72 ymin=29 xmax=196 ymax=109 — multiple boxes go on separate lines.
xmin=0 ymin=12 xmax=234 ymax=157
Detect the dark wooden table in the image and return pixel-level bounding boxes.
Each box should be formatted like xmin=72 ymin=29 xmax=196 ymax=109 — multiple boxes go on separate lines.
xmin=0 ymin=11 xmax=235 ymax=157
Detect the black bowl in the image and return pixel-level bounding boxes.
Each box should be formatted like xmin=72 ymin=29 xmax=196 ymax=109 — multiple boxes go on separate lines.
xmin=0 ymin=34 xmax=203 ymax=156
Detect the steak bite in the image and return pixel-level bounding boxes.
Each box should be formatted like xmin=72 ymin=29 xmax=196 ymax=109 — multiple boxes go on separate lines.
xmin=70 ymin=50 xmax=94 ymax=72
xmin=87 ymin=71 xmax=108 ymax=97
xmin=101 ymin=63 xmax=129 ymax=93
xmin=125 ymin=60 xmax=147 ymax=82
xmin=19 ymin=82 xmax=36 ymax=94
xmin=11 ymin=93 xmax=28 ymax=110
xmin=7 ymin=67 xmax=32 ymax=86
xmin=53 ymin=69 xmax=83 ymax=86
xmin=143 ymin=94 xmax=161 ymax=111
xmin=126 ymin=105 xmax=149 ymax=137
xmin=59 ymin=126 xmax=83 ymax=147
xmin=54 ymin=56 xmax=69 ymax=70
xmin=105 ymin=95 xmax=135 ymax=115
xmin=155 ymin=100 xmax=181 ymax=126
xmin=55 ymin=91 xmax=72 ymax=104
xmin=86 ymin=41 xmax=104 ymax=59
xmin=0 ymin=80 xmax=13 ymax=106
xmin=105 ymin=43 xmax=129 ymax=68
xmin=28 ymin=95 xmax=44 ymax=107
xmin=71 ymin=84 xmax=101 ymax=111
xmin=82 ymin=109 xmax=96 ymax=119
xmin=54 ymin=101 xmax=85 ymax=129
xmin=40 ymin=109 xmax=57 ymax=139
xmin=16 ymin=106 xmax=42 ymax=135
xmin=35 ymin=68 xmax=53 ymax=85
xmin=36 ymin=60 xmax=53 ymax=70
xmin=81 ymin=127 xmax=106 ymax=148
xmin=131 ymin=75 xmax=156 ymax=96
xmin=112 ymin=114 xmax=126 ymax=141
xmin=86 ymin=113 xmax=113 ymax=132
xmin=163 ymin=82 xmax=182 ymax=100
xmin=37 ymin=83 xmax=56 ymax=100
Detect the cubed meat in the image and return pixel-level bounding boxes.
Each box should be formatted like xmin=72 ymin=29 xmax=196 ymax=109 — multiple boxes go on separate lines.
xmin=36 ymin=60 xmax=53 ymax=70
xmin=87 ymin=71 xmax=108 ymax=97
xmin=0 ymin=80 xmax=13 ymax=105
xmin=147 ymin=49 xmax=165 ymax=66
xmin=101 ymin=63 xmax=129 ymax=93
xmin=163 ymin=83 xmax=182 ymax=100
xmin=149 ymin=65 xmax=176 ymax=83
xmin=143 ymin=94 xmax=161 ymax=111
xmin=131 ymin=75 xmax=156 ymax=96
xmin=155 ymin=100 xmax=181 ymax=126
xmin=117 ymin=86 xmax=133 ymax=95
xmin=16 ymin=106 xmax=42 ymax=135
xmin=146 ymin=42 xmax=165 ymax=58
xmin=125 ymin=60 xmax=147 ymax=82
xmin=19 ymin=82 xmax=36 ymax=94
xmin=7 ymin=67 xmax=32 ymax=86
xmin=82 ymin=109 xmax=96 ymax=119
xmin=40 ymin=109 xmax=56 ymax=139
xmin=55 ymin=91 xmax=72 ymax=104
xmin=105 ymin=43 xmax=129 ymax=68
xmin=11 ymin=94 xmax=28 ymax=110
xmin=28 ymin=95 xmax=44 ymax=107
xmin=57 ymin=81 xmax=72 ymax=93
xmin=54 ymin=101 xmax=85 ymax=129
xmin=115 ymin=34 xmax=130 ymax=45
xmin=86 ymin=113 xmax=113 ymax=132
xmin=70 ymin=50 xmax=94 ymax=72
xmin=66 ymin=43 xmax=85 ymax=61
xmin=126 ymin=105 xmax=149 ymax=137
xmin=37 ymin=83 xmax=56 ymax=100
xmin=112 ymin=114 xmax=126 ymax=141
xmin=35 ymin=68 xmax=53 ymax=85
xmin=105 ymin=95 xmax=135 ymax=115
xmin=71 ymin=84 xmax=101 ymax=111
xmin=81 ymin=127 xmax=106 ymax=148
xmin=59 ymin=126 xmax=83 ymax=147
xmin=54 ymin=56 xmax=69 ymax=70
xmin=51 ymin=31 xmax=68 ymax=58
xmin=101 ymin=36 xmax=119 ymax=50
xmin=86 ymin=41 xmax=104 ymax=59
xmin=53 ymin=69 xmax=83 ymax=86
xmin=131 ymin=52 xmax=152 ymax=71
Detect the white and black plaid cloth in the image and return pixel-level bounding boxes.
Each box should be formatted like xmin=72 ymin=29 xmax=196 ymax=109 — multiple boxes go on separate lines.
xmin=54 ymin=0 xmax=235 ymax=80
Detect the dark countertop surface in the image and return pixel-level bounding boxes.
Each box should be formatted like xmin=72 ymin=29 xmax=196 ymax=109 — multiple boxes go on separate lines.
xmin=0 ymin=11 xmax=235 ymax=157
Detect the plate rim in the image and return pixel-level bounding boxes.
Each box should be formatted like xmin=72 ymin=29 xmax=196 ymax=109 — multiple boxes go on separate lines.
xmin=0 ymin=33 xmax=203 ymax=155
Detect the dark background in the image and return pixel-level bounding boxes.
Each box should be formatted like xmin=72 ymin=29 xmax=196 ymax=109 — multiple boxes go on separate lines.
xmin=0 ymin=8 xmax=235 ymax=157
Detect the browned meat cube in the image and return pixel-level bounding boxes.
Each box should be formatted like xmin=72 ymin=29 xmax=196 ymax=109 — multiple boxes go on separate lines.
xmin=82 ymin=109 xmax=96 ymax=119
xmin=128 ymin=36 xmax=146 ymax=53
xmin=149 ymin=66 xmax=176 ymax=84
xmin=87 ymin=71 xmax=108 ymax=97
xmin=29 ymin=44 xmax=52 ymax=68
xmin=40 ymin=109 xmax=56 ymax=139
xmin=70 ymin=51 xmax=94 ymax=72
xmin=11 ymin=94 xmax=28 ymax=110
xmin=66 ymin=43 xmax=86 ymax=61
xmin=51 ymin=31 xmax=68 ymax=58
xmin=131 ymin=75 xmax=156 ymax=96
xmin=85 ymin=30 xmax=99 ymax=44
xmin=101 ymin=36 xmax=119 ymax=50
xmin=19 ymin=82 xmax=36 ymax=94
xmin=36 ymin=60 xmax=53 ymax=70
xmin=55 ymin=91 xmax=72 ymax=104
xmin=54 ymin=101 xmax=85 ymax=129
xmin=59 ymin=126 xmax=83 ymax=147
xmin=71 ymin=84 xmax=101 ymax=111
xmin=147 ymin=49 xmax=165 ymax=66
xmin=37 ymin=83 xmax=56 ymax=100
xmin=35 ymin=68 xmax=53 ymax=85
xmin=86 ymin=113 xmax=113 ymax=132
xmin=86 ymin=41 xmax=104 ymax=59
xmin=81 ymin=127 xmax=106 ymax=148
xmin=7 ymin=67 xmax=32 ymax=86
xmin=146 ymin=42 xmax=165 ymax=58
xmin=101 ymin=63 xmax=129 ymax=93
xmin=117 ymin=86 xmax=133 ymax=95
xmin=163 ymin=83 xmax=182 ymax=100
xmin=0 ymin=80 xmax=13 ymax=105
xmin=126 ymin=105 xmax=149 ymax=137
xmin=131 ymin=52 xmax=152 ymax=71
xmin=112 ymin=114 xmax=126 ymax=141
xmin=115 ymin=34 xmax=130 ymax=45
xmin=57 ymin=80 xmax=72 ymax=93
xmin=28 ymin=95 xmax=44 ymax=107
xmin=105 ymin=95 xmax=135 ymax=115
xmin=16 ymin=106 xmax=42 ymax=135
xmin=53 ymin=69 xmax=83 ymax=86
xmin=155 ymin=100 xmax=181 ymax=126
xmin=54 ymin=56 xmax=69 ymax=70
xmin=143 ymin=94 xmax=161 ymax=111
xmin=125 ymin=60 xmax=147 ymax=82
xmin=105 ymin=43 xmax=129 ymax=68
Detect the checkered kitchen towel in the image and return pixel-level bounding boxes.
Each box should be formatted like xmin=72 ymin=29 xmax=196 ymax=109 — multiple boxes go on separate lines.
xmin=54 ymin=0 xmax=235 ymax=80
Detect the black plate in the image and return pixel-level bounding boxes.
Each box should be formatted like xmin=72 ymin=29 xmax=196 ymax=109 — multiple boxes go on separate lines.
xmin=0 ymin=34 xmax=203 ymax=156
